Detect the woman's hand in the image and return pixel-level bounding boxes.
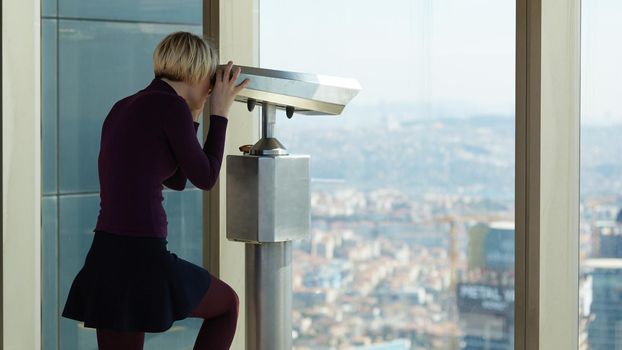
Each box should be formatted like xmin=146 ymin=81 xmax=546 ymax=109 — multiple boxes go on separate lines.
xmin=209 ymin=61 xmax=250 ymax=119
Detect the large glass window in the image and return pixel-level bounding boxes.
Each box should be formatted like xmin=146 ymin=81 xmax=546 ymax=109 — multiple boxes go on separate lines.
xmin=260 ymin=1 xmax=515 ymax=349
xmin=58 ymin=0 xmax=201 ymax=25
xmin=579 ymin=1 xmax=622 ymax=349
xmin=41 ymin=2 xmax=206 ymax=349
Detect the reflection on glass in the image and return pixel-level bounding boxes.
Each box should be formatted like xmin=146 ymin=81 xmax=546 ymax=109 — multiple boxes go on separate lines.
xmin=579 ymin=1 xmax=622 ymax=349
xmin=261 ymin=0 xmax=515 ymax=349
xmin=163 ymin=189 xmax=204 ymax=266
xmin=42 ymin=0 xmax=57 ymax=17
xmin=43 ymin=196 xmax=59 ymax=350
xmin=58 ymin=0 xmax=200 ymax=25
xmin=42 ymin=19 xmax=58 ymax=195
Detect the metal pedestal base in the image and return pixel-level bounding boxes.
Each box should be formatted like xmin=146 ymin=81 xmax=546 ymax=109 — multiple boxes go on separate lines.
xmin=245 ymin=241 xmax=292 ymax=350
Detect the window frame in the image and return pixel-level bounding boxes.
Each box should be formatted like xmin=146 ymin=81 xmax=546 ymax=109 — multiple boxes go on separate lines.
xmin=2 ymin=0 xmax=43 ymax=349
xmin=515 ymin=0 xmax=580 ymax=348
xmin=203 ymin=0 xmax=260 ymax=349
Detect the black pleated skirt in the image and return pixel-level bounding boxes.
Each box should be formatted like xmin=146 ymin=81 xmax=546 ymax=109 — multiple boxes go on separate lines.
xmin=61 ymin=230 xmax=211 ymax=333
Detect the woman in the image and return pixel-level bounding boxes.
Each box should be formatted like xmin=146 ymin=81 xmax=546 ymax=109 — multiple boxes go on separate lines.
xmin=61 ymin=31 xmax=249 ymax=350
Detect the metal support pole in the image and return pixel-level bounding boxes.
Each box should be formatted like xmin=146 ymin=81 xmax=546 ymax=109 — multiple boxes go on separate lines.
xmin=261 ymin=102 xmax=277 ymax=139
xmin=245 ymin=241 xmax=293 ymax=350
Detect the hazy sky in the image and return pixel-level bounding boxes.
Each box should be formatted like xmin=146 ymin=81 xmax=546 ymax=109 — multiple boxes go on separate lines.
xmin=582 ymin=0 xmax=622 ymax=125
xmin=259 ymin=0 xmax=621 ymax=124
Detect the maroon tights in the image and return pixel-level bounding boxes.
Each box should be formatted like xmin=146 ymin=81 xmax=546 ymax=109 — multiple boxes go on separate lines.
xmin=96 ymin=274 xmax=239 ymax=350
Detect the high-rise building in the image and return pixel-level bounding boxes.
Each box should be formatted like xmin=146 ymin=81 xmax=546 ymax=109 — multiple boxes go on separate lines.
xmin=457 ymin=283 xmax=514 ymax=350
xmin=459 ymin=222 xmax=515 ymax=350
xmin=596 ymin=211 xmax=622 ymax=258
xmin=585 ymin=259 xmax=622 ymax=350
xmin=599 ymin=232 xmax=622 ymax=258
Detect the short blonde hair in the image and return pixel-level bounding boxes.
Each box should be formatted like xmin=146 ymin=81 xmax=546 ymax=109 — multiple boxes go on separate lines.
xmin=153 ymin=31 xmax=218 ymax=84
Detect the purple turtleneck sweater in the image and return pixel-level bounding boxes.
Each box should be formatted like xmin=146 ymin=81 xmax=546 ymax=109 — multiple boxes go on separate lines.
xmin=94 ymin=78 xmax=228 ymax=238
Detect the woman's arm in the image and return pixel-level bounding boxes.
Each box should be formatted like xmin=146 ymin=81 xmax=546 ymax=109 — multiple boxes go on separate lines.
xmin=162 ymin=122 xmax=201 ymax=191
xmin=159 ymin=96 xmax=228 ymax=191
xmin=163 ymin=167 xmax=187 ymax=191
xmin=160 ymin=62 xmax=248 ymax=191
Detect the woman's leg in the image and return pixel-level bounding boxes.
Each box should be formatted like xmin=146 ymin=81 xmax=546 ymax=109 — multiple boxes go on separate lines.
xmin=96 ymin=329 xmax=144 ymax=350
xmin=189 ymin=273 xmax=240 ymax=350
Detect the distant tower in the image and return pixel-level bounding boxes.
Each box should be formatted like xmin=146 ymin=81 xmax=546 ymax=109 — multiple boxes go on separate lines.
xmin=483 ymin=222 xmax=515 ymax=271
xmin=598 ymin=210 xmax=622 ymax=258
xmin=459 ymin=222 xmax=515 ymax=350
xmin=467 ymin=223 xmax=488 ymax=270
xmin=586 ymin=259 xmax=622 ymax=350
